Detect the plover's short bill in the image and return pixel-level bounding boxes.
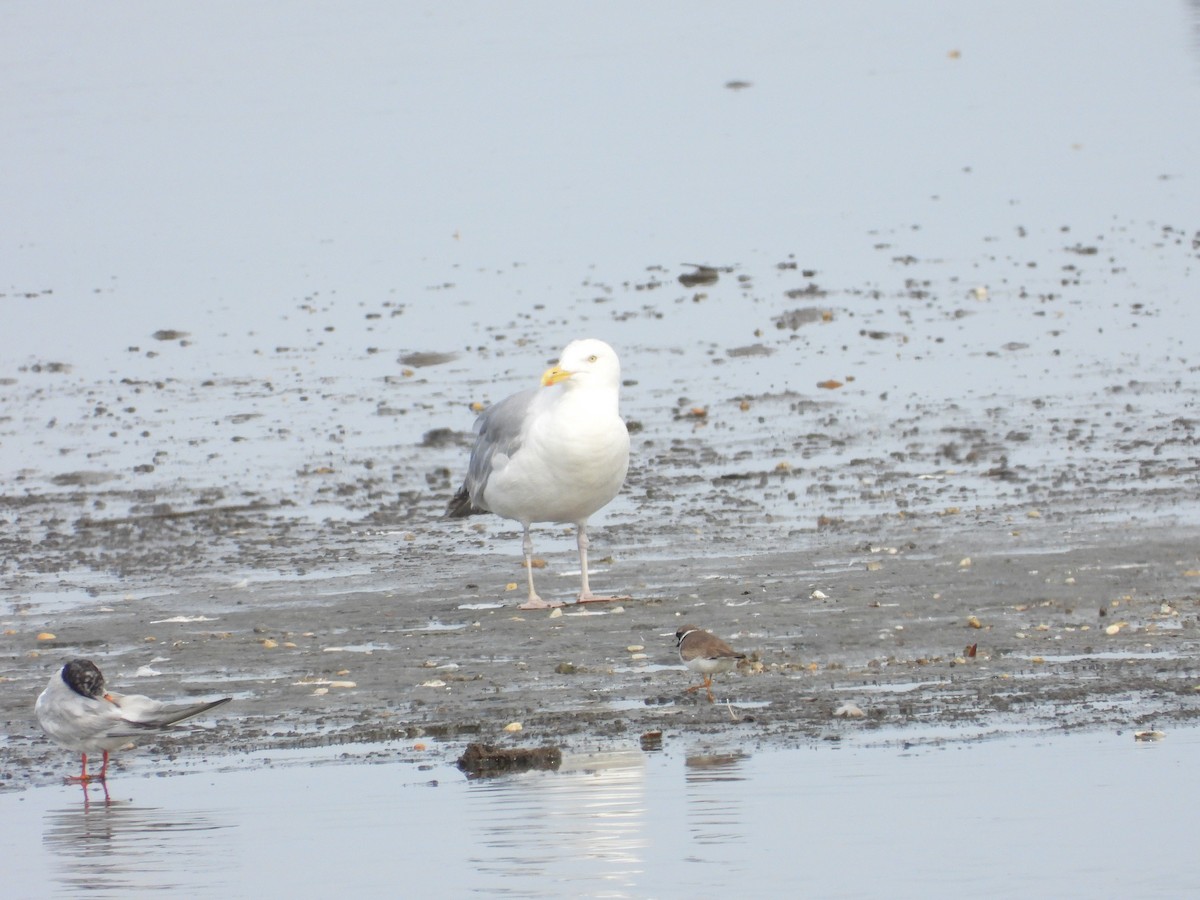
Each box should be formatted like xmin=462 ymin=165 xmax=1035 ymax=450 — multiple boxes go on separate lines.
xmin=675 ymin=625 xmax=746 ymax=702
xmin=35 ymin=658 xmax=232 ymax=783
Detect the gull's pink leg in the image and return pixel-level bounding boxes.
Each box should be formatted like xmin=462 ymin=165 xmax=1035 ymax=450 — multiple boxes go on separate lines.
xmin=574 ymin=523 xmax=630 ymax=604
xmin=517 ymin=524 xmax=564 ymax=609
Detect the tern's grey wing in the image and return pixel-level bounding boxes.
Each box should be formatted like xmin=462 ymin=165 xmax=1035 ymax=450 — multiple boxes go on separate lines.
xmin=108 ymin=693 xmax=232 ymax=733
xmin=448 ymin=386 xmax=540 ymax=517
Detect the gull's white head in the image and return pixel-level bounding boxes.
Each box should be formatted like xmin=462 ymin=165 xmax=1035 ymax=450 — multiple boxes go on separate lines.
xmin=541 ymin=339 xmax=621 ymax=389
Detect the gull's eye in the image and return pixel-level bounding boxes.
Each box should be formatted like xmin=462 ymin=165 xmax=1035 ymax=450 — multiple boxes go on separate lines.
xmin=587 ymin=354 xmax=598 ymax=363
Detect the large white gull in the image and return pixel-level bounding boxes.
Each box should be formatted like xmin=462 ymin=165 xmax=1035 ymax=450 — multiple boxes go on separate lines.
xmin=448 ymin=338 xmax=630 ymax=609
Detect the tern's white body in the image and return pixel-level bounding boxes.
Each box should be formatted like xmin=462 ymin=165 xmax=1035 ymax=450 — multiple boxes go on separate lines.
xmin=35 ymin=659 xmax=231 ymax=781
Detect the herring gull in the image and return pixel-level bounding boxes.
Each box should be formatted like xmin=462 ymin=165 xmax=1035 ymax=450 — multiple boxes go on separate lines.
xmin=448 ymin=338 xmax=630 ymax=609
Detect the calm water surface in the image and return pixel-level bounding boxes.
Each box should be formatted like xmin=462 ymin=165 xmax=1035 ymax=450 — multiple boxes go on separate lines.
xmin=4 ymin=728 xmax=1197 ymax=898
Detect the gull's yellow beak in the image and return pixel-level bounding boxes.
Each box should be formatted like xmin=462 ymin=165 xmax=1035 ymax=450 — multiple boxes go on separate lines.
xmin=541 ymin=366 xmax=571 ymax=387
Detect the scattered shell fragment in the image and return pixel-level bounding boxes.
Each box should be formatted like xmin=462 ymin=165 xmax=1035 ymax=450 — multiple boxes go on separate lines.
xmin=548 ymin=608 xmax=563 ymax=619
xmin=312 ymin=687 xmax=329 ymax=696
xmin=967 ymin=615 xmax=982 ymax=629
xmin=37 ymin=632 xmax=56 ymax=641
xmin=420 ymin=679 xmax=447 ymax=688
xmin=503 ymin=722 xmax=523 ymax=733
xmin=959 ymin=557 xmax=972 ymax=568
xmin=261 ymin=638 xmax=278 ymax=649
xmin=1134 ymin=730 xmax=1165 ymax=742
xmin=834 ymin=702 xmax=866 ymax=718
xmin=1105 ymin=622 xmax=1127 ymax=636
xmin=811 ymin=590 xmax=828 ymax=600
xmin=627 ymin=645 xmax=644 ymax=652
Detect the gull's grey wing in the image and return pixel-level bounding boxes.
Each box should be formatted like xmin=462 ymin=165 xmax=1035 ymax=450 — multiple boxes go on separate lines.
xmin=447 ymin=386 xmax=540 ymax=517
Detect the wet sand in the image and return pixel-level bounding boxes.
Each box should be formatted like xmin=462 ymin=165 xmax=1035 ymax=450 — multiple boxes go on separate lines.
xmin=4 ymin=438 xmax=1199 ymax=790
xmin=5 ymin=238 xmax=1200 ymax=788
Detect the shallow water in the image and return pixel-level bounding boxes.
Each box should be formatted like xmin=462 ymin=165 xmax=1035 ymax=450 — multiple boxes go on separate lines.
xmin=5 ymin=728 xmax=1197 ymax=898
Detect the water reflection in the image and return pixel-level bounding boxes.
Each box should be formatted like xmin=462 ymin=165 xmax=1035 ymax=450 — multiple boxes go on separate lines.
xmin=44 ymin=786 xmax=232 ymax=896
xmin=681 ymin=748 xmax=744 ymax=868
xmin=464 ymin=750 xmax=647 ymax=897
xmin=5 ymin=730 xmax=1197 ymax=897
xmin=684 ymin=752 xmax=749 ymax=850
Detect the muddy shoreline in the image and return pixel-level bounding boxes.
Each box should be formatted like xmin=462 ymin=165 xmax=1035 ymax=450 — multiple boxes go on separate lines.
xmin=4 ymin=501 xmax=1199 ymax=790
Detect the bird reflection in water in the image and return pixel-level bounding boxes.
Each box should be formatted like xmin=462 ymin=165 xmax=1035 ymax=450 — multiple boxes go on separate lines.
xmin=43 ymin=793 xmax=231 ymax=895
xmin=465 ymin=749 xmax=648 ymax=894
xmin=684 ymin=752 xmax=749 ymax=850
xmin=76 ymin=777 xmax=112 ymax=810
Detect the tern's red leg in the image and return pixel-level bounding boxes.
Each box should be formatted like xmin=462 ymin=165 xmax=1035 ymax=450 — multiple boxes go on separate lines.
xmin=98 ymin=750 xmax=109 ymax=781
xmin=65 ymin=753 xmax=92 ymax=783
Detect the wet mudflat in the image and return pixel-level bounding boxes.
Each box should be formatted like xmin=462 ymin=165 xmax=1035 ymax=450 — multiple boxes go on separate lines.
xmin=2 ymin=1 xmax=1200 ymax=896
xmin=3 ymin=221 xmax=1198 ymax=782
